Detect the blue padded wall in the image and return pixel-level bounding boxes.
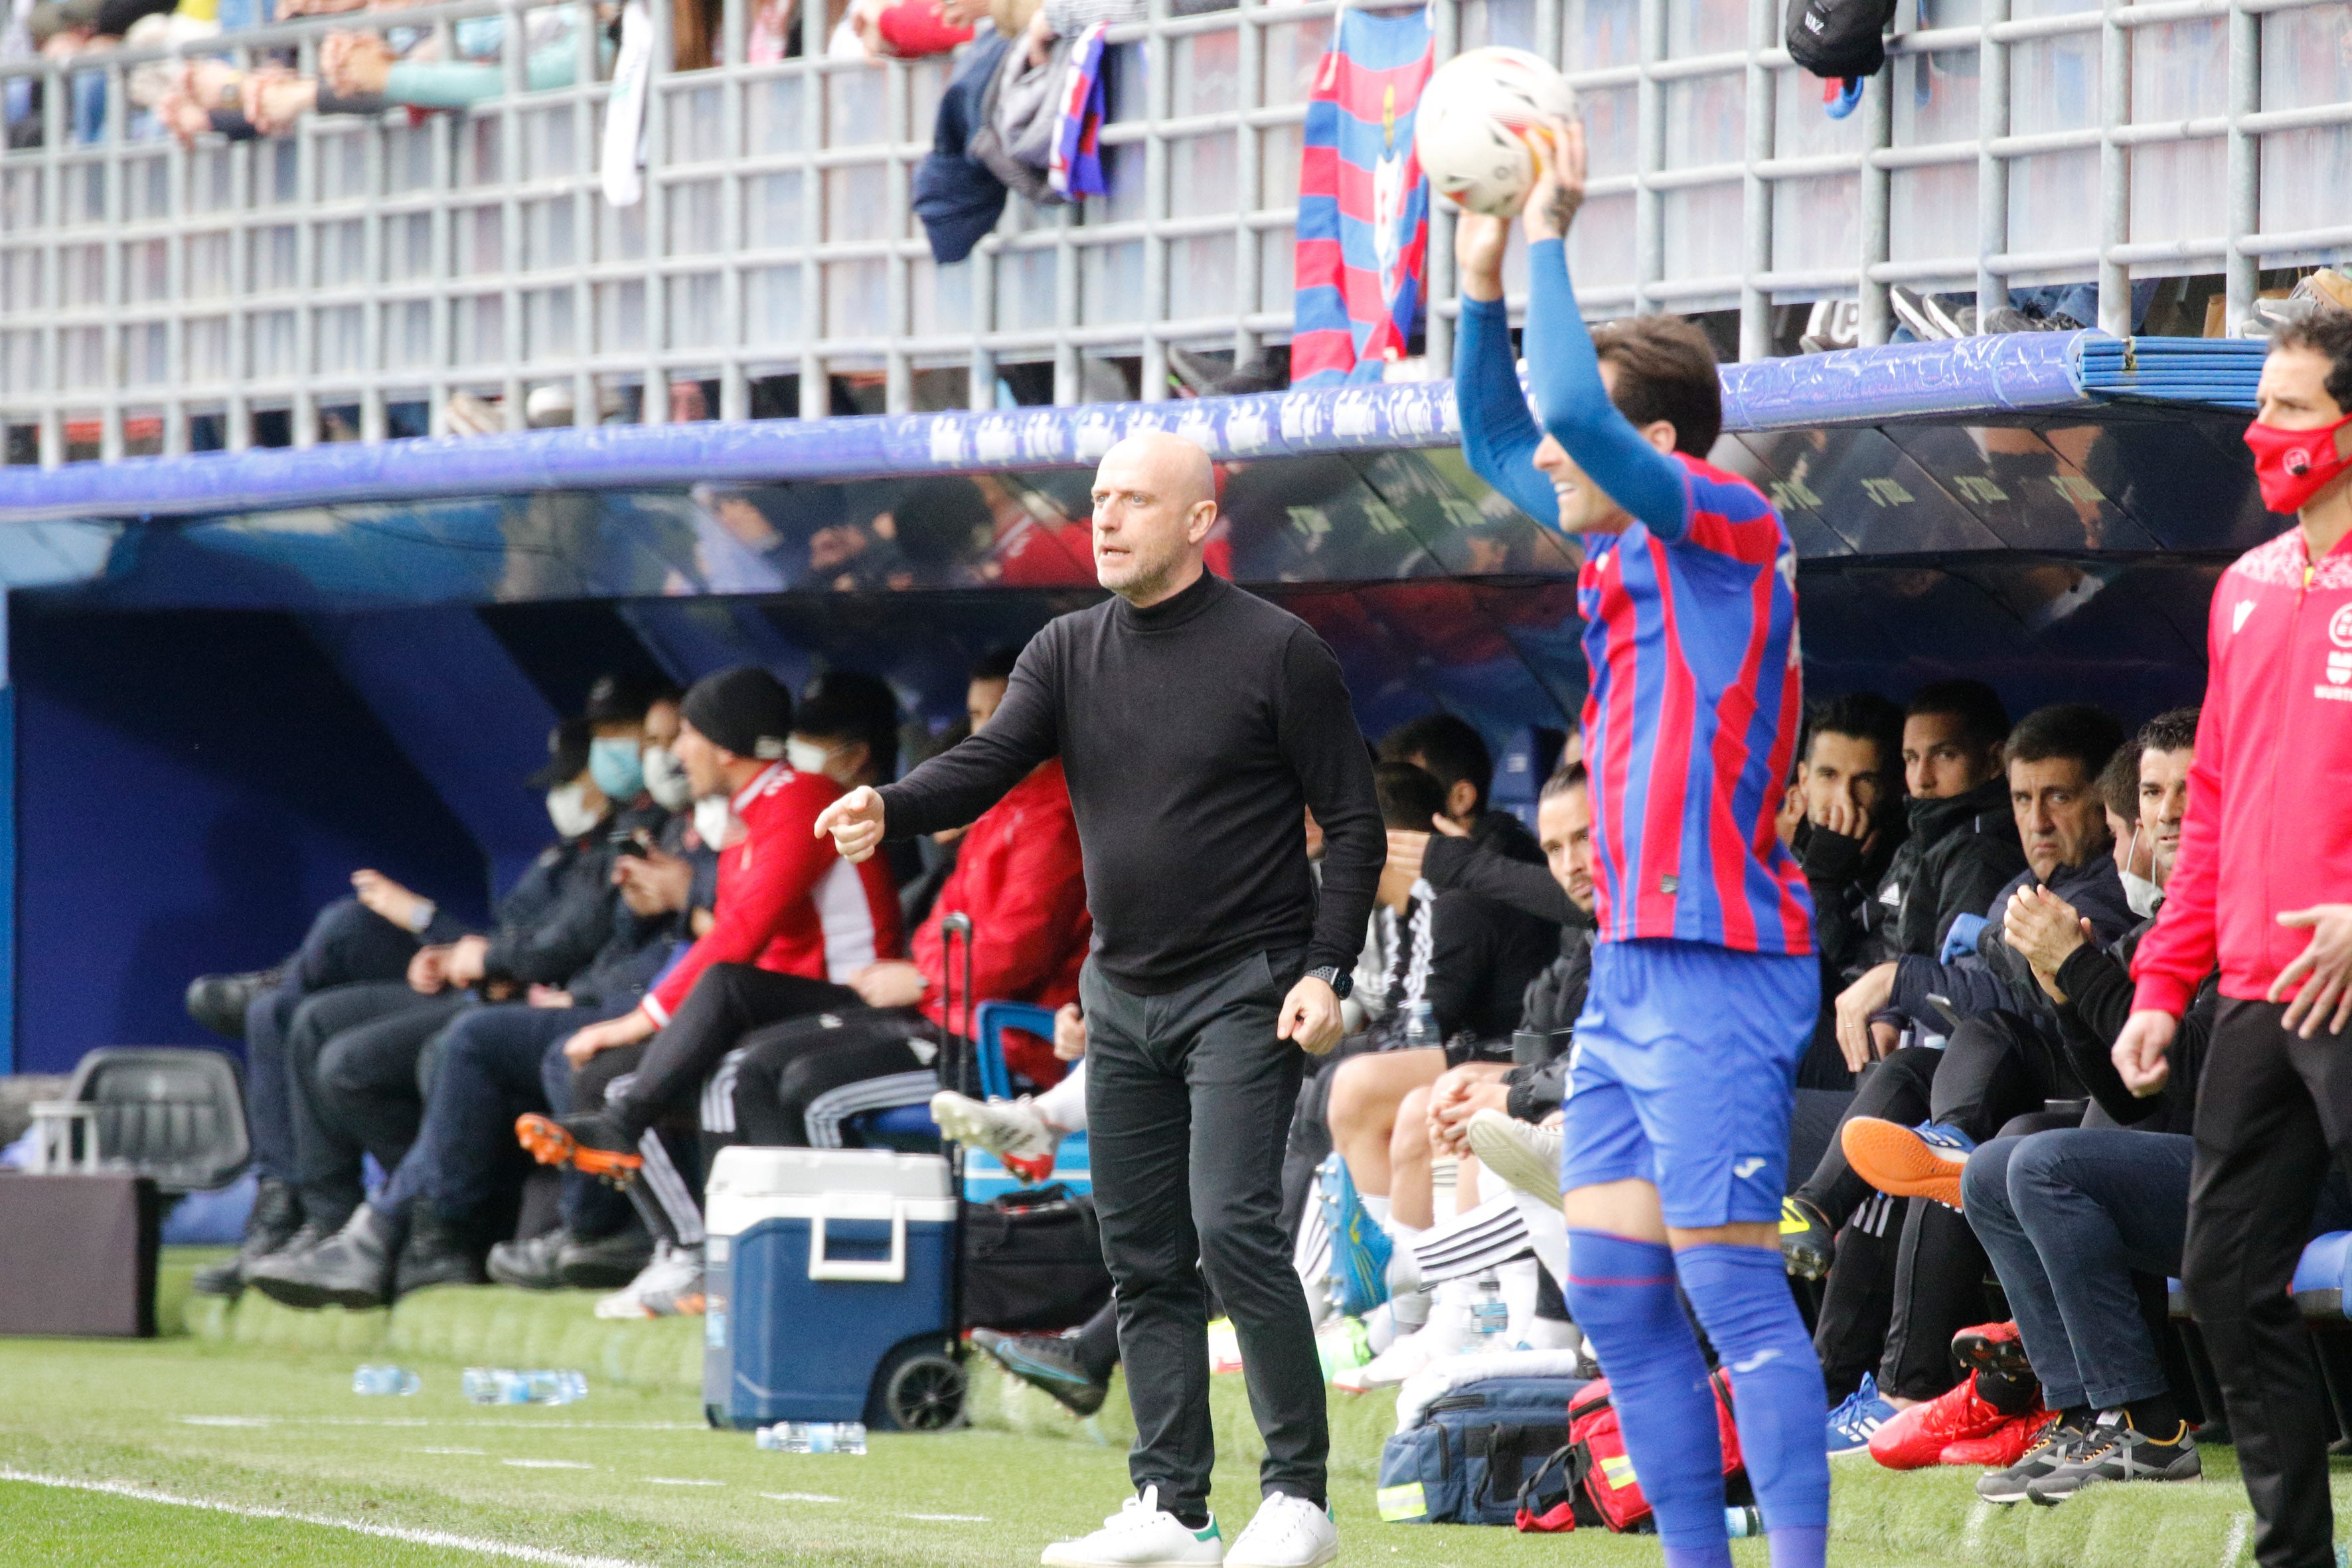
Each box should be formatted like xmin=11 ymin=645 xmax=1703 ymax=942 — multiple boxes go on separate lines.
xmin=11 ymin=605 xmax=489 ymax=1073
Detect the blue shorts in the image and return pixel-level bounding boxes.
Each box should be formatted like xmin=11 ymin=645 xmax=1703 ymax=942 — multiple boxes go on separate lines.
xmin=1559 ymin=938 xmax=1818 ymax=1229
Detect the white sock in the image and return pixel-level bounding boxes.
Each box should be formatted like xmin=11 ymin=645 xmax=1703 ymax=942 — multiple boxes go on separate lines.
xmin=1389 ymin=1287 xmax=1432 ymax=1332
xmin=1364 ymin=1193 xmax=1391 ymax=1227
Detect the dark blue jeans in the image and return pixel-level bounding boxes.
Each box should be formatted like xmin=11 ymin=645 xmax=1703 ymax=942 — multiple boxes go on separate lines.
xmin=377 ymin=1000 xmax=631 ymax=1226
xmin=1962 ymin=1127 xmax=2191 ymax=1410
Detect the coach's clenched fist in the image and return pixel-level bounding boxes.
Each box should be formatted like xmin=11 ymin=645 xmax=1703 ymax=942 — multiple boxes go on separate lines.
xmin=813 ymin=785 xmax=888 ymax=863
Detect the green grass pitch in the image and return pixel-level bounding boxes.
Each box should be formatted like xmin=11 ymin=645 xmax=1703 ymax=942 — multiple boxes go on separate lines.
xmin=0 ymin=1249 xmax=2322 ymax=1567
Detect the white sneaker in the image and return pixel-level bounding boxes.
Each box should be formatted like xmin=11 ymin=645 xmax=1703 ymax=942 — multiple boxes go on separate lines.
xmin=933 ymin=1090 xmax=1060 ymax=1179
xmin=1225 ymin=1494 xmax=1336 ymax=1568
xmin=1332 ymin=1327 xmax=1434 ymax=1392
xmin=1466 ymin=1110 xmax=1563 ymax=1205
xmin=594 ymin=1240 xmax=702 ymax=1320
xmin=1040 ymin=1486 xmax=1223 ymax=1567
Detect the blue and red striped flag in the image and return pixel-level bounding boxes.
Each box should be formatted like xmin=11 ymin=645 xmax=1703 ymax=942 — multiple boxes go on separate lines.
xmin=1291 ymin=5 xmax=1435 ymax=386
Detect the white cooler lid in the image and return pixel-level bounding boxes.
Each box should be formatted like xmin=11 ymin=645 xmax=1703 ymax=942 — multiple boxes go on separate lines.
xmin=706 ymin=1146 xmax=950 ymax=1203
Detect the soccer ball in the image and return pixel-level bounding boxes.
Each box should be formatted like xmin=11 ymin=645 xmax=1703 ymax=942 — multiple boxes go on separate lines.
xmin=1413 ymin=48 xmax=1581 ymax=218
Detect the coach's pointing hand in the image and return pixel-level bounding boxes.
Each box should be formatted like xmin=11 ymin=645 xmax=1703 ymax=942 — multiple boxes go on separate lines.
xmin=814 ymin=785 xmax=887 ymax=864
xmin=1278 ymin=973 xmax=1344 ymax=1056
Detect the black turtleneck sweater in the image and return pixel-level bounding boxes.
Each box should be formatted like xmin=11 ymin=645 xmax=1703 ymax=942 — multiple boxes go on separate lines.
xmin=877 ymin=570 xmax=1384 ymax=994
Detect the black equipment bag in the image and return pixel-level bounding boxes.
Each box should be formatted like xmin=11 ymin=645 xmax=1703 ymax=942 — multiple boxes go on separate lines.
xmin=961 ymin=1182 xmax=1112 ymax=1333
xmin=1786 ymin=0 xmax=1899 ymax=80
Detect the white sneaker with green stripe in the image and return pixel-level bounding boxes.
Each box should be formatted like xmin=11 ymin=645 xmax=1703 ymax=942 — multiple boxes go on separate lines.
xmin=1039 ymin=1485 xmax=1223 ymax=1567
xmin=1225 ymin=1494 xmax=1337 ymax=1568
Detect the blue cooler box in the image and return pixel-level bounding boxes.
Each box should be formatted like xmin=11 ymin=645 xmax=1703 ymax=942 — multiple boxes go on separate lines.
xmin=703 ymin=1148 xmax=963 ymax=1432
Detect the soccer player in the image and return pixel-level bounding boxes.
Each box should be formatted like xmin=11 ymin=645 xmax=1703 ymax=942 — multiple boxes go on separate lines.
xmin=1452 ymin=120 xmax=1826 ymax=1568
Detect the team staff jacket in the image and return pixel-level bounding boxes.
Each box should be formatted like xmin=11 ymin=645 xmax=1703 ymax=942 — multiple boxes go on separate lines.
xmin=2134 ymin=527 xmax=2352 ymax=1014
xmin=1454 ymin=237 xmax=1812 ymax=956
xmin=638 ymin=763 xmax=903 ymax=1028
xmin=909 ymin=759 xmax=1091 ymax=1087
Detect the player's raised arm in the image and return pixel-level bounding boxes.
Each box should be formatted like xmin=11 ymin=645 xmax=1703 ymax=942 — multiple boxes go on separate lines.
xmin=1518 ymin=120 xmax=1693 ymax=544
xmin=1451 ymin=213 xmax=1562 ymax=527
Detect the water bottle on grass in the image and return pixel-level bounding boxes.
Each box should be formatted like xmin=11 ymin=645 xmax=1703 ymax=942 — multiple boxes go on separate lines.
xmin=461 ymin=1368 xmax=588 ymax=1405
xmin=353 ymin=1366 xmax=421 ymax=1396
xmin=1470 ymin=1270 xmax=1509 ymax=1346
xmin=755 ymin=1421 xmax=868 ymax=1454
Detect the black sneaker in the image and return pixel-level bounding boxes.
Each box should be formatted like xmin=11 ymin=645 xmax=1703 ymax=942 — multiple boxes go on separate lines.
xmin=973 ymin=1327 xmax=1109 ymax=1417
xmin=558 ymin=1227 xmax=655 ymax=1291
xmin=2025 ymin=1412 xmax=2200 ymax=1505
xmin=1780 ymin=1195 xmax=1836 ymax=1281
xmin=394 ymin=1206 xmax=485 ymax=1298
xmin=191 ymin=1178 xmax=305 ymax=1298
xmin=486 ymin=1229 xmax=571 ymax=1292
xmin=1976 ymin=1415 xmax=2089 ymax=1504
xmin=184 ymin=968 xmax=282 ymax=1041
xmin=247 ymin=1206 xmax=395 ymax=1311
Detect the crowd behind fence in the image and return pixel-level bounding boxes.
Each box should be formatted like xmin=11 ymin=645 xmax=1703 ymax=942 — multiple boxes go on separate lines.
xmin=0 ymin=0 xmax=2348 ymax=462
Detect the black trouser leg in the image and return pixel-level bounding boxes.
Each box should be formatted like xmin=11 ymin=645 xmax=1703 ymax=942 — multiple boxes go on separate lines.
xmin=609 ymin=965 xmax=859 ymax=1137
xmin=1927 ymin=1011 xmax=2067 ymax=1144
xmin=722 ymin=1008 xmax=932 ymax=1150
xmin=1075 ymin=1299 xmax=1123 ymax=1381
xmin=1878 ymin=1196 xmax=1991 ymax=1400
xmin=552 ymin=1041 xmax=646 ymax=1241
xmin=1812 ymin=1192 xmax=1899 ymax=1402
xmin=1795 ymin=1047 xmax=1941 ymax=1226
xmin=287 ymin=982 xmax=442 ymax=1230
xmin=314 ymin=992 xmax=470 ymax=1186
xmin=2185 ymin=1000 xmax=2341 ymax=1568
xmin=289 ymin=897 xmax=426 ymax=995
xmin=1083 ymin=949 xmax=1326 ymax=1520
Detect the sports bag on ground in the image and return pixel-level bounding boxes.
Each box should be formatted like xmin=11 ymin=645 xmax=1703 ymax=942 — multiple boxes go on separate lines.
xmin=1784 ymin=0 xmax=1899 ymax=81
xmin=1515 ymin=1371 xmax=1748 ymax=1533
xmin=960 ymin=1182 xmax=1111 ymax=1333
xmin=1376 ymin=1373 xmax=1591 ymax=1526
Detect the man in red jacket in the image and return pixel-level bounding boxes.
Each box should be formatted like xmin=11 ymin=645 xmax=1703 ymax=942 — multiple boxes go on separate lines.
xmin=2115 ymin=310 xmax=2352 ymax=1568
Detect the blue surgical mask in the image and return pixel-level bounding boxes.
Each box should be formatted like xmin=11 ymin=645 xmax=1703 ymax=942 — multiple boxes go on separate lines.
xmin=589 ymin=736 xmax=645 ymax=801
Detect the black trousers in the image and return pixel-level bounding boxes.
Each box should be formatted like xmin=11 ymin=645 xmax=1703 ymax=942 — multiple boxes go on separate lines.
xmin=723 ymin=1006 xmax=934 ymax=1151
xmin=289 ymin=982 xmax=469 ymax=1230
xmin=1796 ymin=1046 xmax=1940 ymax=1226
xmin=1082 ymin=947 xmax=1325 ymax=1519
xmin=2184 ymin=999 xmax=2352 ymax=1568
xmin=607 ymin=964 xmax=859 ymax=1140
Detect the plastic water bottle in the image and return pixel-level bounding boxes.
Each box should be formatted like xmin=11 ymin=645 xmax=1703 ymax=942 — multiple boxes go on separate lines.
xmin=461 ymin=1368 xmax=588 ymax=1406
xmin=1470 ymin=1269 xmax=1510 ymax=1346
xmin=1726 ymin=1505 xmax=1763 ymax=1537
xmin=755 ymin=1421 xmax=868 ymax=1455
xmin=1401 ymin=999 xmax=1437 ymax=1050
xmin=353 ymin=1365 xmax=421 ymax=1397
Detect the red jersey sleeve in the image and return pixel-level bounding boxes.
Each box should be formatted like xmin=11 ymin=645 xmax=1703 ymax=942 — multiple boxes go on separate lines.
xmin=641 ymin=779 xmax=844 ymax=1026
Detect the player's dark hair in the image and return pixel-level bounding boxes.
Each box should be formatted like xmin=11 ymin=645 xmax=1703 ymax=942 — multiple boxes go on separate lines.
xmin=1808 ymin=692 xmax=1905 ymax=780
xmin=1590 ymin=315 xmax=1723 ymax=457
xmin=1379 ymin=713 xmax=1492 ymax=815
xmin=2271 ymin=308 xmax=2352 ymax=414
xmin=1905 ymin=678 xmax=2011 ymax=754
xmin=2138 ymin=706 xmax=2201 ymax=757
xmin=1375 ymin=761 xmax=1450 ymax=832
xmin=2096 ymin=741 xmax=2144 ymax=824
xmin=971 ymin=645 xmax=1023 ymax=684
xmin=1538 ymin=760 xmax=1589 ymax=803
xmin=796 ymin=670 xmax=902 ymax=779
xmin=2004 ymin=703 xmax=2126 ymax=780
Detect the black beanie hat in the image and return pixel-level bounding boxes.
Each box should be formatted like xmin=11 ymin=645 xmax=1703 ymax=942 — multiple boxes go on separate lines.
xmin=680 ymin=667 xmax=793 ymax=761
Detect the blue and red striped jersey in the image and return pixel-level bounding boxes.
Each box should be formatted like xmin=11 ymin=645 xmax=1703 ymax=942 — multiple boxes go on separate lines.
xmin=1578 ymin=455 xmax=1814 ymax=956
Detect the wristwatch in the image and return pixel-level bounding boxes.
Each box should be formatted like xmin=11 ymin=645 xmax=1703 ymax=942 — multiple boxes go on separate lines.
xmin=1305 ymin=965 xmax=1353 ymax=999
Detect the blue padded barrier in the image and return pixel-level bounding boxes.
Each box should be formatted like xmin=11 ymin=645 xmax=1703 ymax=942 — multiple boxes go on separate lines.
xmin=2074 ymin=336 xmax=2269 ymax=410
xmin=2294 ymin=1230 xmax=2352 ymax=1318
xmin=0 ymin=335 xmax=2153 ymax=526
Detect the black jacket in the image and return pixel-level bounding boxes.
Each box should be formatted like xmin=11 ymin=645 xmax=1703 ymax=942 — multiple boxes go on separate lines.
xmin=1421 ymin=832 xmax=1590 ymax=1110
xmin=1870 ymin=778 xmax=2028 ymax=965
xmin=1890 ymin=854 xmax=2137 ymax=1030
xmin=421 ymin=823 xmax=624 ymax=990
xmin=2050 ymin=917 xmax=2215 ymax=1137
xmin=1793 ymin=813 xmax=1906 ymax=981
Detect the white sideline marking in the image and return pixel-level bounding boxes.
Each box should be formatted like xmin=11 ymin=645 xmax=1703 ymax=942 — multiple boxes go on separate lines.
xmin=502 ymin=1460 xmax=596 ymax=1470
xmin=761 ymin=1492 xmax=843 ymax=1504
xmin=0 ymin=1467 xmax=657 ymax=1568
xmin=904 ymin=1512 xmax=987 ymax=1522
xmin=177 ymin=1416 xmax=703 ymax=1431
xmin=177 ymin=1416 xmax=272 ymax=1427
xmin=2221 ymin=1512 xmax=2250 ymax=1567
xmin=414 ymin=1448 xmax=489 ymax=1456
xmin=1962 ymin=1500 xmax=1990 ymax=1551
xmin=642 ymin=1478 xmax=724 ymax=1487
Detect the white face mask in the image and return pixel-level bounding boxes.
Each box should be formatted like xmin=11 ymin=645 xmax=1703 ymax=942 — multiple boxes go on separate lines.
xmin=785 ymin=738 xmax=837 ymax=779
xmin=546 ymin=781 xmax=603 ymax=840
xmin=694 ymin=796 xmax=740 ymax=850
xmin=2121 ymin=824 xmax=2162 ymax=919
xmin=643 ymin=745 xmax=694 ymax=811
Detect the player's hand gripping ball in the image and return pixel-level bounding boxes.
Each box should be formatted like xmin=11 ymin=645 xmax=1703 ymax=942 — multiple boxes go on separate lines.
xmin=1413 ymin=47 xmax=1582 ymax=218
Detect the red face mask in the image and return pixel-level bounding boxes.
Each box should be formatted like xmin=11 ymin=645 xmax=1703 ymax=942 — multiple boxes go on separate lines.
xmin=2244 ymin=412 xmax=2352 ymax=515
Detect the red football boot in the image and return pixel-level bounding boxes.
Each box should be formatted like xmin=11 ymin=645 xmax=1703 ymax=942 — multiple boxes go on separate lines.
xmin=1941 ymin=1409 xmax=2053 ymax=1467
xmin=1867 ymin=1372 xmax=2013 ymax=1470
xmin=1952 ymin=1320 xmax=2035 ymax=1382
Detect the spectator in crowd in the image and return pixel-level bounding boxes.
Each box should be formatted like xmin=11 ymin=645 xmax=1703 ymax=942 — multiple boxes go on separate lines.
xmin=509 ymin=666 xmax=902 ymax=1318
xmin=2114 ymin=309 xmax=2352 ymax=1568
xmin=718 ymin=649 xmax=1089 ymax=1150
xmin=1950 ymin=708 xmax=2221 ymax=1504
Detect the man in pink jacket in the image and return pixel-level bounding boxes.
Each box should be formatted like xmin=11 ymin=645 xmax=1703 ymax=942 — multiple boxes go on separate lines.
xmin=2116 ymin=309 xmax=2352 ymax=1568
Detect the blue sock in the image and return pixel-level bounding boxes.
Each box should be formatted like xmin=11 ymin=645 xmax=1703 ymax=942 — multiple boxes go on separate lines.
xmin=1565 ymin=1231 xmax=1731 ymax=1568
xmin=1676 ymin=1243 xmax=1830 ymax=1568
